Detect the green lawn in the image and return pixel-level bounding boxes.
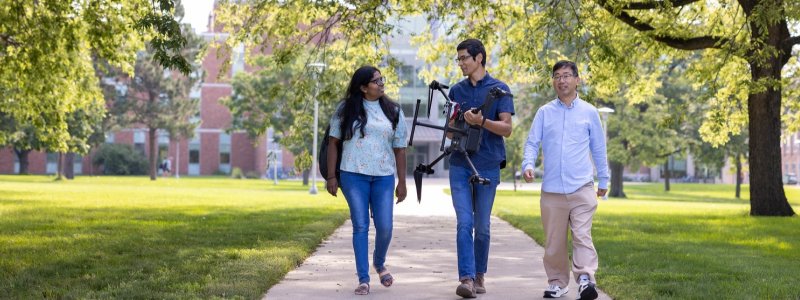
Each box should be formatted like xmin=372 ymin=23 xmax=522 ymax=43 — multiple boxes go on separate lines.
xmin=494 ymin=183 xmax=800 ymax=299
xmin=0 ymin=176 xmax=347 ymax=299
xmin=3 ymin=176 xmax=799 ymax=299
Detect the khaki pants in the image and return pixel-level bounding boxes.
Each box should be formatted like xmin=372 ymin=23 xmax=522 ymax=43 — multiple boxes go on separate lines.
xmin=540 ymin=183 xmax=598 ymax=287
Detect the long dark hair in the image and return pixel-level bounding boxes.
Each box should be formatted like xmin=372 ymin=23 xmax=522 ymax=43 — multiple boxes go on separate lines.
xmin=338 ymin=65 xmax=400 ymax=141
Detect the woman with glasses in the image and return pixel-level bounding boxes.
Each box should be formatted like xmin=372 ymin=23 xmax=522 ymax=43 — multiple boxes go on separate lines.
xmin=324 ymin=65 xmax=408 ymax=295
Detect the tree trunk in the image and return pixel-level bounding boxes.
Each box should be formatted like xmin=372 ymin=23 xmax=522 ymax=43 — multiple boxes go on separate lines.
xmin=56 ymin=153 xmax=64 ymax=180
xmin=302 ymin=169 xmax=309 ymax=186
xmin=663 ymin=159 xmax=671 ymax=192
xmin=64 ymin=152 xmax=75 ymax=180
xmin=511 ymin=163 xmax=517 ymax=192
xmin=609 ymin=161 xmax=626 ymax=198
xmin=744 ymin=14 xmax=795 ymax=216
xmin=13 ymin=148 xmax=30 ymax=174
xmin=735 ymin=152 xmax=742 ymax=199
xmin=747 ymin=65 xmax=794 ymax=215
xmin=149 ymin=127 xmax=158 ymax=180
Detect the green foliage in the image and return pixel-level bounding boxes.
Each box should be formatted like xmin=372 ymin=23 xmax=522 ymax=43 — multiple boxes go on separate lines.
xmin=0 ymin=0 xmax=191 ymax=152
xmin=91 ymin=144 xmax=148 ymax=175
xmin=216 ymin=0 xmax=798 ymax=214
xmin=230 ymin=167 xmax=244 ymax=179
xmin=0 ymin=176 xmax=347 ymax=298
xmin=105 ymin=18 xmax=203 ymax=180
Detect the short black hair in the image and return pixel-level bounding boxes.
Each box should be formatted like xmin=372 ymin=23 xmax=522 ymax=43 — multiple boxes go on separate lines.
xmin=552 ymin=60 xmax=579 ymax=77
xmin=457 ymin=39 xmax=487 ymax=67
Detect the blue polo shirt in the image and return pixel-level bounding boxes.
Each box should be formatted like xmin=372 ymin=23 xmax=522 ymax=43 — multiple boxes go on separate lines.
xmin=447 ymin=73 xmax=515 ymax=171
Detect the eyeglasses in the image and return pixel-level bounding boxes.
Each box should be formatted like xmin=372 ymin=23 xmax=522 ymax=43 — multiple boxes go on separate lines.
xmin=455 ymin=55 xmax=473 ymax=63
xmin=552 ymin=74 xmax=576 ymax=81
xmin=369 ymin=76 xmax=385 ymax=85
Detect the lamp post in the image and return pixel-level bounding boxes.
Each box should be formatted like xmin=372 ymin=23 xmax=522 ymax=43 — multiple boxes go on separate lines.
xmin=308 ymin=62 xmax=327 ymax=195
xmin=175 ymin=141 xmax=180 ymax=179
xmin=598 ymin=107 xmax=615 ymax=200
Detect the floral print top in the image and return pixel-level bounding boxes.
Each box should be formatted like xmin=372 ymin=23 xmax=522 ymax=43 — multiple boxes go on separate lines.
xmin=329 ymin=99 xmax=408 ymax=176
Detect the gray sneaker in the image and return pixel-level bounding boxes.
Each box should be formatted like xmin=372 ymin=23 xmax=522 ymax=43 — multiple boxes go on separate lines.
xmin=544 ymin=284 xmax=569 ymax=298
xmin=475 ymin=273 xmax=486 ymax=294
xmin=456 ymin=279 xmax=477 ymax=298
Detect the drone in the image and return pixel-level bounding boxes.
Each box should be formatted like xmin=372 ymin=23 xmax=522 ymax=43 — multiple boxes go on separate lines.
xmin=408 ymin=80 xmax=512 ymax=202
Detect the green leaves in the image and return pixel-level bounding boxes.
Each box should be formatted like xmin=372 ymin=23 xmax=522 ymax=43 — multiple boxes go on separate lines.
xmin=1 ymin=0 xmax=192 ymax=154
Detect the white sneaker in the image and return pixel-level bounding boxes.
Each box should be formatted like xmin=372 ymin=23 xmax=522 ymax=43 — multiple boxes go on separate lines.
xmin=544 ymin=284 xmax=569 ymax=298
xmin=576 ymin=281 xmax=598 ymax=300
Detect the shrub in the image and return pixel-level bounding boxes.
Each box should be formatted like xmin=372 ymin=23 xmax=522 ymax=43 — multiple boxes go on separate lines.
xmin=230 ymin=167 xmax=244 ymax=179
xmin=245 ymin=171 xmax=260 ymax=179
xmin=92 ymin=144 xmax=148 ymax=175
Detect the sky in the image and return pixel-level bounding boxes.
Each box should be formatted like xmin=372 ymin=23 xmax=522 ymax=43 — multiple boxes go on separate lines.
xmin=182 ymin=0 xmax=215 ymax=34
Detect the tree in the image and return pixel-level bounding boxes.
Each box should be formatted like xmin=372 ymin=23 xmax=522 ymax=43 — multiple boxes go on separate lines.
xmin=0 ymin=0 xmax=191 ymax=154
xmin=215 ymin=0 xmax=797 ymax=215
xmin=593 ymin=0 xmax=796 ymax=215
xmin=217 ymin=35 xmax=403 ymax=182
xmin=107 ymin=20 xmax=202 ymax=180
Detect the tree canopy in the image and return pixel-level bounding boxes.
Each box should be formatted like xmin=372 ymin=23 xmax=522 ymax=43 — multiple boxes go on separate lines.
xmin=0 ymin=0 xmax=191 ymax=153
xmin=215 ymin=0 xmax=798 ymax=215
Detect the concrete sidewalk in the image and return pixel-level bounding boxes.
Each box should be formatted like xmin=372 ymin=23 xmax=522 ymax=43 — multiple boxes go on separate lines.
xmin=263 ymin=181 xmax=612 ymax=300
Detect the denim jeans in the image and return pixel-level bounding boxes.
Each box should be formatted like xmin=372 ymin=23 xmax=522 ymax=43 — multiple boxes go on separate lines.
xmin=339 ymin=170 xmax=395 ymax=284
xmin=449 ymin=164 xmax=500 ymax=281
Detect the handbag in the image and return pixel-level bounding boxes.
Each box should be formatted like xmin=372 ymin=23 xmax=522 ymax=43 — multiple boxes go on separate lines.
xmin=318 ymin=124 xmax=342 ymax=186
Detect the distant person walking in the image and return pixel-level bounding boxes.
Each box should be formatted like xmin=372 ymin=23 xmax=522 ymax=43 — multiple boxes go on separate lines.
xmin=521 ymin=60 xmax=609 ymax=300
xmin=324 ymin=65 xmax=408 ymax=295
xmin=160 ymin=157 xmax=172 ymax=177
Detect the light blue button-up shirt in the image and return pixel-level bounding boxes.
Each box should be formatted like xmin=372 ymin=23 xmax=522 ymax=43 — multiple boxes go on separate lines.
xmin=521 ymin=96 xmax=609 ymax=194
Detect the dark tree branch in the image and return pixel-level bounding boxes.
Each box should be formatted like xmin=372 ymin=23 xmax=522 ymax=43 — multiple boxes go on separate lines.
xmin=784 ymin=36 xmax=800 ymax=52
xmin=622 ymin=0 xmax=700 ymax=10
xmin=0 ymin=34 xmax=20 ymax=47
xmin=595 ymin=0 xmax=729 ymax=50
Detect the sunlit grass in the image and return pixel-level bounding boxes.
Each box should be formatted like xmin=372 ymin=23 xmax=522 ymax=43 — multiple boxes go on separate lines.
xmin=0 ymin=176 xmax=346 ymax=299
xmin=494 ymin=183 xmax=800 ymax=299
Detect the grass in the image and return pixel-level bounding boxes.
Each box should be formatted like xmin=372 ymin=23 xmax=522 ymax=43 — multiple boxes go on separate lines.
xmin=0 ymin=176 xmax=347 ymax=299
xmin=493 ymin=183 xmax=800 ymax=299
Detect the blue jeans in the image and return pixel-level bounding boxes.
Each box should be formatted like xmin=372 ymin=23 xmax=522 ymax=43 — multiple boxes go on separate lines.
xmin=449 ymin=164 xmax=500 ymax=281
xmin=339 ymin=170 xmax=395 ymax=284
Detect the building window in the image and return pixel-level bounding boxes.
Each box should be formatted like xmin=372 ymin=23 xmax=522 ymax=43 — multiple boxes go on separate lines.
xmin=188 ymin=135 xmax=201 ymax=176
xmin=219 ymin=133 xmax=231 ymax=173
xmin=46 ymin=152 xmax=58 ymax=174
xmin=231 ymin=43 xmax=245 ymax=76
xmin=134 ymin=131 xmax=146 ymax=154
xmin=189 ymin=140 xmax=200 ymax=164
xmin=106 ymin=133 xmax=115 ymax=143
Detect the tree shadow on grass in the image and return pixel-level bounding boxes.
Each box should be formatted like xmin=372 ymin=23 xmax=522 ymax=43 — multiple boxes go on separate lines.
xmin=0 ymin=206 xmax=348 ymax=299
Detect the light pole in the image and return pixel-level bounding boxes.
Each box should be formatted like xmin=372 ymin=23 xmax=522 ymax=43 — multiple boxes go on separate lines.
xmin=308 ymin=62 xmax=327 ymax=195
xmin=175 ymin=141 xmax=180 ymax=179
xmin=598 ymin=107 xmax=615 ymax=200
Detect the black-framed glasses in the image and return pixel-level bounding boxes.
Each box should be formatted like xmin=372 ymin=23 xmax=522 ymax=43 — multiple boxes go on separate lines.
xmin=369 ymin=76 xmax=385 ymax=85
xmin=552 ymin=74 xmax=576 ymax=81
xmin=455 ymin=55 xmax=473 ymax=63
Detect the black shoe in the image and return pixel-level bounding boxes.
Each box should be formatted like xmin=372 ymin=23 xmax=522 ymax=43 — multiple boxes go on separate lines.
xmin=577 ymin=282 xmax=598 ymax=300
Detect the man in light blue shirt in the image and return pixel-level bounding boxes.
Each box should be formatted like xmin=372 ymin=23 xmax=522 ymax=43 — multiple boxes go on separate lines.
xmin=521 ymin=60 xmax=608 ymax=300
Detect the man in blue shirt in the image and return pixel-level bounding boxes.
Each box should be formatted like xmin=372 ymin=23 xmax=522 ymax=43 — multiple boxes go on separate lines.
xmin=448 ymin=39 xmax=515 ymax=298
xmin=522 ymin=60 xmax=608 ymax=300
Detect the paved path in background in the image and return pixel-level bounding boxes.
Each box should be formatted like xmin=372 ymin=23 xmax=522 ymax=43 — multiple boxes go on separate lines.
xmin=264 ymin=179 xmax=612 ymax=300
